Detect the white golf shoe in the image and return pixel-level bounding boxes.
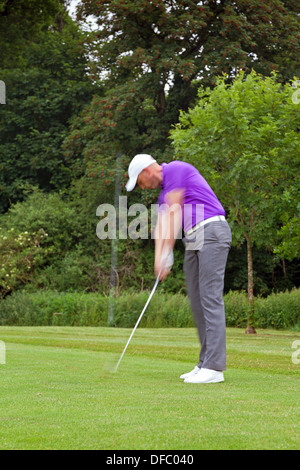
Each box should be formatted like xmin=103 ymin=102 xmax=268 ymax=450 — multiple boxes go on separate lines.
xmin=184 ymin=368 xmax=224 ymax=384
xmin=180 ymin=366 xmax=200 ymax=379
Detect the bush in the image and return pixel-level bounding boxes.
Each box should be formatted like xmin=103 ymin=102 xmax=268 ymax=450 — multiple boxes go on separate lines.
xmin=25 ymin=248 xmax=100 ymax=293
xmin=253 ymin=289 xmax=300 ymax=329
xmin=0 ymin=187 xmax=112 ymax=295
xmin=224 ymin=290 xmax=250 ymax=328
xmin=0 ymin=227 xmax=49 ymax=298
xmin=0 ymin=291 xmax=108 ymax=327
xmin=114 ymin=292 xmax=194 ymax=328
xmin=1 ymin=189 xmax=83 ymax=258
xmin=0 ymin=288 xmax=299 ymax=330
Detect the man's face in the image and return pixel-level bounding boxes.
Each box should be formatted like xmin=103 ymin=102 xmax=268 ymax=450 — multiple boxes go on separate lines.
xmin=137 ymin=167 xmax=159 ymax=190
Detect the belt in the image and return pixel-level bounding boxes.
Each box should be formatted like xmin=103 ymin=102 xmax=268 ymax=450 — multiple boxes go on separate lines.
xmin=185 ymin=215 xmax=226 ymax=236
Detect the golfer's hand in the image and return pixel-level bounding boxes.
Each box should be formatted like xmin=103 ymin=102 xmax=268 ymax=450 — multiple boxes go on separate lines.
xmin=155 ymin=248 xmax=174 ymax=281
xmin=155 ymin=261 xmax=170 ymax=282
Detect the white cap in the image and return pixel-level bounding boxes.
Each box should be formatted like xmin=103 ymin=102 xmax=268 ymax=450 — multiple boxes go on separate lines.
xmin=126 ymin=154 xmax=156 ymax=191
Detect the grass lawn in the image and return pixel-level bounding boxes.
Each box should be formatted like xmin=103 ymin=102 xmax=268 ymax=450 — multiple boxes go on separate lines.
xmin=0 ymin=326 xmax=299 ymax=450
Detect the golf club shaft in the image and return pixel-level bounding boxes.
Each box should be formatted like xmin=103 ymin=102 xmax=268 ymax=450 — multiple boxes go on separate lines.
xmin=114 ymin=272 xmax=161 ymax=372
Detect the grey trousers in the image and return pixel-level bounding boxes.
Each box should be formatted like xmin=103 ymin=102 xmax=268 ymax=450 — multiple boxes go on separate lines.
xmin=183 ymin=221 xmax=232 ymax=371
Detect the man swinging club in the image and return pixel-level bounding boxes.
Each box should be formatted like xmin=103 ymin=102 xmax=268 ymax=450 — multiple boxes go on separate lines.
xmin=126 ymin=154 xmax=232 ymax=384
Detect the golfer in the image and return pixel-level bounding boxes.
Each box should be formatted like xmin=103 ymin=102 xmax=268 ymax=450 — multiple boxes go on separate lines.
xmin=126 ymin=154 xmax=232 ymax=384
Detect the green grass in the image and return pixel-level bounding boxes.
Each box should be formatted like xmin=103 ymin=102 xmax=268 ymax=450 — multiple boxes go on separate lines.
xmin=0 ymin=326 xmax=299 ymax=450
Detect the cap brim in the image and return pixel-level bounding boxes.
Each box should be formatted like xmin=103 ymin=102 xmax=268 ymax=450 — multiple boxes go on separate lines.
xmin=125 ymin=176 xmax=137 ymax=192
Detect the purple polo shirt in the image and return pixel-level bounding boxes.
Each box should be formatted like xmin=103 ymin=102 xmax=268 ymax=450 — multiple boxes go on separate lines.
xmin=157 ymin=161 xmax=225 ymax=232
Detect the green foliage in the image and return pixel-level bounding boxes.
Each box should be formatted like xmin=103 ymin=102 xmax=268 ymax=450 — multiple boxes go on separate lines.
xmin=0 ymin=288 xmax=299 ymax=330
xmin=27 ymin=247 xmax=98 ymax=293
xmin=0 ymin=0 xmax=65 ymax=68
xmin=0 ymin=183 xmax=161 ymax=295
xmin=0 ymin=290 xmax=109 ymax=326
xmin=0 ymin=20 xmax=97 ymax=212
xmin=223 ymin=290 xmax=250 ymax=328
xmin=225 ymin=288 xmax=300 ymax=329
xmin=171 ymin=71 xmax=300 ymax=316
xmin=171 ymin=71 xmax=299 ymax=249
xmin=0 ymin=182 xmax=297 ymax=297
xmin=275 ymin=215 xmax=300 ymax=261
xmin=225 ymin=245 xmax=299 ymax=296
xmin=114 ymin=291 xmax=194 ymax=328
xmin=0 ymin=189 xmax=87 ymax=295
xmin=1 ymin=188 xmax=82 ymax=255
xmin=0 ymin=227 xmax=48 ymax=298
xmin=65 ymin=0 xmax=300 ymax=187
xmin=63 ymin=83 xmax=176 ymax=198
xmin=78 ymin=0 xmax=300 ymax=86
xmin=1 ymin=1 xmax=299 ymax=301
xmin=253 ymin=289 xmax=300 ymax=330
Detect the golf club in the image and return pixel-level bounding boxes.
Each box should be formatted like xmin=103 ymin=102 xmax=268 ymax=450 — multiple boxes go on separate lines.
xmin=113 ymin=271 xmax=161 ymax=373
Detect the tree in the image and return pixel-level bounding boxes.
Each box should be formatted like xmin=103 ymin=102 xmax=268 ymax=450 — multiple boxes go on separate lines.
xmin=78 ymin=0 xmax=300 ymax=98
xmin=0 ymin=0 xmax=67 ymax=68
xmin=65 ymin=0 xmax=300 ymax=190
xmin=275 ymin=216 xmax=300 ymax=262
xmin=0 ymin=226 xmax=48 ymax=298
xmin=0 ymin=18 xmax=97 ymax=212
xmin=170 ymin=71 xmax=300 ymax=331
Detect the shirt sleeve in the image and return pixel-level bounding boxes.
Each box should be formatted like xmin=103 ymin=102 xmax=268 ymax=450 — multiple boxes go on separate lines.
xmin=164 ymin=162 xmax=185 ymax=194
xmin=161 ymin=163 xmax=185 ymax=207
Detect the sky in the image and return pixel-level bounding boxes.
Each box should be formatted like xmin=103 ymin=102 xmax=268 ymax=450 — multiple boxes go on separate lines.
xmin=67 ymin=0 xmax=80 ymax=20
xmin=67 ymin=0 xmax=98 ymax=30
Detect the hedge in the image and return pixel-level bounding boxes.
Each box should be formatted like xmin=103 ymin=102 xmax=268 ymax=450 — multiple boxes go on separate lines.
xmin=0 ymin=288 xmax=299 ymax=330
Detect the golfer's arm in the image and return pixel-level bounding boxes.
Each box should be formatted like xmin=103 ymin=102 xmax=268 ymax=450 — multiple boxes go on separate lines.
xmin=154 ymin=213 xmax=167 ymax=266
xmin=155 ymin=189 xmax=184 ymax=261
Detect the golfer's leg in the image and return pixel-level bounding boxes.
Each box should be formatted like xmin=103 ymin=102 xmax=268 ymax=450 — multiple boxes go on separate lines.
xmin=198 ymin=222 xmax=231 ymax=371
xmin=184 ymin=249 xmax=206 ymax=368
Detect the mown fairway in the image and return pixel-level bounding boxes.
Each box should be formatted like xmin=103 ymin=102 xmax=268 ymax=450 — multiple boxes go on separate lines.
xmin=0 ymin=327 xmax=299 ymax=450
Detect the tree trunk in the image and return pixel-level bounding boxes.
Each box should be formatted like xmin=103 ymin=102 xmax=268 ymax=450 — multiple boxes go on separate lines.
xmin=282 ymin=258 xmax=287 ymax=280
xmin=153 ymin=87 xmax=166 ymax=116
xmin=56 ymin=12 xmax=64 ymax=33
xmin=245 ymin=235 xmax=256 ymax=334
